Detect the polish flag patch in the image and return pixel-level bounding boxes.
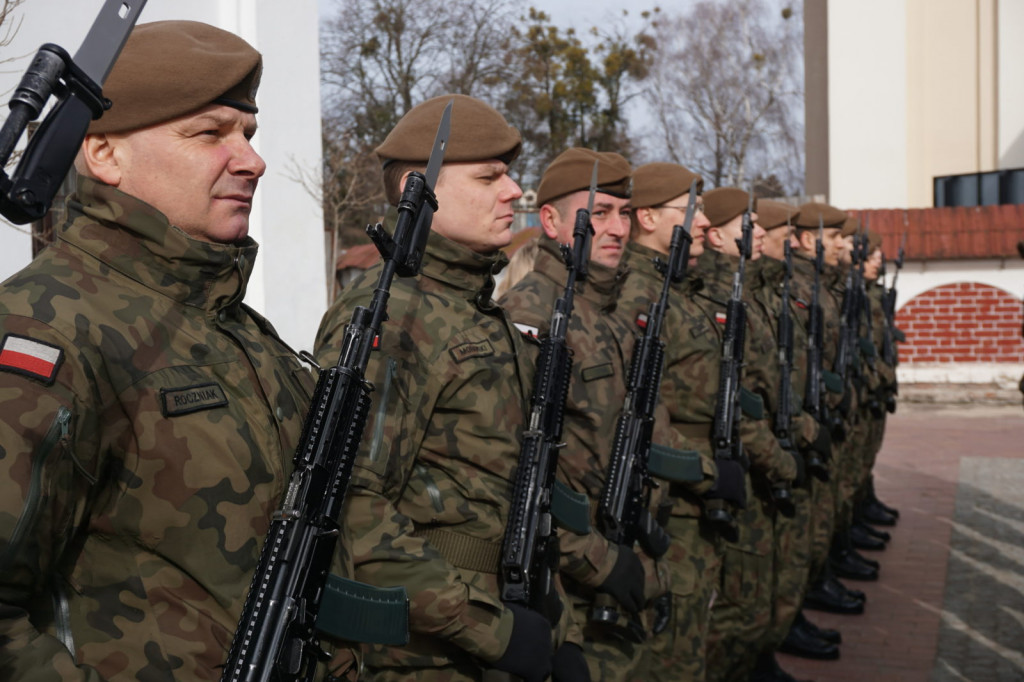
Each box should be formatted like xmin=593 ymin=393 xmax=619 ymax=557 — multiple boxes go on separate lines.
xmin=715 ymin=312 xmax=727 ymax=324
xmin=514 ymin=322 xmax=539 ymax=339
xmin=0 ymin=334 xmax=64 ymax=385
xmin=635 ymin=314 xmax=649 ymax=330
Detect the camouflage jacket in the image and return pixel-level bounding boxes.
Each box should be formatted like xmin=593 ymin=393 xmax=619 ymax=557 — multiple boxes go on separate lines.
xmin=695 ymin=250 xmax=797 ymax=488
xmin=0 ymin=179 xmax=336 ymax=680
xmin=499 ymin=237 xmax=675 ymax=598
xmin=868 ymin=283 xmax=897 ymax=391
xmin=314 ymin=230 xmax=575 ymax=671
xmin=790 ymin=255 xmax=844 ymax=411
xmin=617 ymin=243 xmax=719 ymax=519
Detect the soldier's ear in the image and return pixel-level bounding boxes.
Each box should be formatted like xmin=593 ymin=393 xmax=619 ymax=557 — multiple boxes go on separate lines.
xmin=706 ymin=225 xmax=726 ymax=249
xmin=634 ymin=207 xmax=657 ymax=234
xmin=79 ymin=134 xmax=123 ymax=186
xmin=539 ymin=204 xmax=560 ymax=240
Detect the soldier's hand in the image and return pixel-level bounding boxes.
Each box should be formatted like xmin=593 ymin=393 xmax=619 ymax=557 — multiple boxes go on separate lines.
xmin=704 ymin=459 xmax=747 ymax=508
xmin=551 ymin=642 xmax=591 ymax=681
xmin=492 ymin=603 xmax=553 ymax=682
xmin=596 ymin=545 xmax=646 ymax=613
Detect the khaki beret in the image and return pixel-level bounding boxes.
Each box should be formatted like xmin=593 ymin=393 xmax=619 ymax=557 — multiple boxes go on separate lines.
xmin=757 ymin=199 xmax=799 ymax=230
xmin=536 ymin=148 xmax=631 ymax=207
xmin=631 ymin=163 xmax=704 ymax=209
xmin=841 ymin=214 xmax=861 ymax=237
xmin=375 ymin=94 xmax=521 ymax=166
xmin=90 ymin=21 xmax=261 ymax=134
xmin=867 ymin=230 xmax=882 ymax=252
xmin=703 ymin=187 xmax=755 ymax=227
xmin=794 ymin=202 xmax=847 ymax=229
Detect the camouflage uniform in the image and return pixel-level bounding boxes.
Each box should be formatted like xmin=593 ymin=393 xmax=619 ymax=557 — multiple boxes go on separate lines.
xmin=499 ymin=237 xmax=673 ymax=682
xmin=0 ymin=179 xmax=352 ymax=680
xmin=314 ymin=230 xmax=575 ymax=681
xmin=828 ymin=267 xmax=863 ymax=537
xmin=695 ymin=251 xmax=797 ymax=682
xmin=617 ymin=243 xmax=720 ymax=682
xmin=863 ymin=282 xmax=896 ymax=487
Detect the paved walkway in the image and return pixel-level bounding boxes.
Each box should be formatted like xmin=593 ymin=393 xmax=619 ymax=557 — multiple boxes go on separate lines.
xmin=780 ymin=404 xmax=1024 ymax=682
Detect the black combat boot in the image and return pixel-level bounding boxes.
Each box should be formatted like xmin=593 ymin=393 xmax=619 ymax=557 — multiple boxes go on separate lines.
xmin=803 ymin=573 xmax=864 ymax=614
xmin=795 ymin=609 xmax=841 ymax=644
xmin=779 ymin=618 xmax=840 ymax=660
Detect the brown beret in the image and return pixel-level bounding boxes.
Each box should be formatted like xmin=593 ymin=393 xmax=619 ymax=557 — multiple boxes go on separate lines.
xmin=703 ymin=187 xmax=755 ymax=227
xmin=375 ymin=94 xmax=521 ymax=166
xmin=90 ymin=21 xmax=261 ymax=134
xmin=841 ymin=214 xmax=861 ymax=237
xmin=794 ymin=202 xmax=847 ymax=229
xmin=631 ymin=163 xmax=704 ymax=208
xmin=867 ymin=230 xmax=882 ymax=252
xmin=757 ymin=199 xmax=799 ymax=230
xmin=536 ymin=148 xmax=632 ymax=207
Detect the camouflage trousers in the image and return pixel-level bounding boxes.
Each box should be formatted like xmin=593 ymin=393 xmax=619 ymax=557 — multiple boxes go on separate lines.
xmin=765 ymin=486 xmax=813 ymax=649
xmin=808 ymin=458 xmax=836 ymax=575
xmin=835 ymin=414 xmax=870 ymax=533
xmin=569 ymin=594 xmax=646 ymax=682
xmin=635 ymin=514 xmax=722 ymax=682
xmin=857 ymin=412 xmax=887 ymax=502
xmin=705 ymin=483 xmax=776 ymax=682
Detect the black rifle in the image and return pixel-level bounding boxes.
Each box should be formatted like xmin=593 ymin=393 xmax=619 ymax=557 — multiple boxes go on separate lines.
xmin=880 ymin=231 xmax=906 ymax=368
xmin=500 ymin=163 xmax=598 ymax=623
xmin=220 ymin=101 xmax=453 ymax=682
xmin=802 ymin=220 xmax=832 ymax=474
xmin=591 ymin=180 xmax=698 ymax=642
xmin=704 ymin=193 xmax=754 ymax=542
xmin=0 ymin=0 xmax=147 ymax=223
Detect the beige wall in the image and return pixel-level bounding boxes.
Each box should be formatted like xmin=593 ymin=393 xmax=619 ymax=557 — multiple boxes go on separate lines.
xmin=825 ymin=0 xmax=1022 ymax=210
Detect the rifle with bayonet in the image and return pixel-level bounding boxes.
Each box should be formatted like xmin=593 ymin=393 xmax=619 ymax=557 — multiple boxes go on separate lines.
xmin=0 ymin=0 xmax=147 ymax=223
xmin=591 ymin=180 xmax=697 ymax=642
xmin=879 ymin=231 xmax=907 ymax=411
xmin=801 ymin=220 xmax=833 ymax=472
xmin=500 ymin=163 xmax=598 ymax=624
xmin=704 ymin=192 xmax=754 ymax=542
xmin=219 ymin=101 xmax=454 ymax=682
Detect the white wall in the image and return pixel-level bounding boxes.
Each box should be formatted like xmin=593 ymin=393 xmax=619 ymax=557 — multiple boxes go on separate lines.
xmin=0 ymin=0 xmax=326 ymax=352
xmin=827 ymin=0 xmax=908 ymax=210
xmin=998 ymin=0 xmax=1024 ymax=168
xmin=893 ymin=258 xmax=1024 ymax=310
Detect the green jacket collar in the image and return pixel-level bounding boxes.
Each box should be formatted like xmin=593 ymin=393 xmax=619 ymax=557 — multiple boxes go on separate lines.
xmin=536 ymin=236 xmax=627 ymax=311
xmin=420 ymin=230 xmax=508 ymax=309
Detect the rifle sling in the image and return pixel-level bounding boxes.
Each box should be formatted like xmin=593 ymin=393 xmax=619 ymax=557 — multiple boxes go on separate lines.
xmin=648 ymin=444 xmax=703 ymax=483
xmin=316 ymin=574 xmax=409 ymax=645
xmin=673 ymin=422 xmax=711 ymax=440
xmin=413 ymin=526 xmax=503 ymax=574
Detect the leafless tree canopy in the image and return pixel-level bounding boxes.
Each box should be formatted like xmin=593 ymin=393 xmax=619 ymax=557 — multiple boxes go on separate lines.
xmin=641 ymin=0 xmax=804 ymax=195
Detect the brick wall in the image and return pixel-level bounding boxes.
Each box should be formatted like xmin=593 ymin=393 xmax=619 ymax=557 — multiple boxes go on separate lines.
xmin=896 ymin=283 xmax=1024 ymax=363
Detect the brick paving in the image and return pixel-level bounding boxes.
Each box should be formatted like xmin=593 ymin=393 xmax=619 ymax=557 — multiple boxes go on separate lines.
xmin=778 ymin=404 xmax=1024 ymax=682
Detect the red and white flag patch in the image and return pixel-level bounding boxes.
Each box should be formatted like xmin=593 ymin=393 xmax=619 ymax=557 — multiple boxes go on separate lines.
xmin=715 ymin=312 xmax=727 ymax=324
xmin=0 ymin=334 xmax=64 ymax=385
xmin=514 ymin=322 xmax=539 ymax=339
xmin=635 ymin=314 xmax=649 ymax=330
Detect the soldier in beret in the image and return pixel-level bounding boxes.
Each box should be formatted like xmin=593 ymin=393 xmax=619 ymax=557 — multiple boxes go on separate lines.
xmin=0 ymin=21 xmax=358 ymax=680
xmin=501 ymin=149 xmax=683 ymax=681
xmin=695 ymin=188 xmax=800 ymax=682
xmin=618 ymin=163 xmax=732 ymax=682
xmin=788 ymin=203 xmax=871 ymax=620
xmin=314 ymin=94 xmax=584 ymax=682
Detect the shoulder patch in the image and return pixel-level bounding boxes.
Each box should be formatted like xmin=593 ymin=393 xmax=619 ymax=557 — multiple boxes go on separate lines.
xmin=161 ymin=383 xmax=229 ymax=417
xmin=450 ymin=339 xmax=494 ymax=363
xmin=513 ymin=322 xmax=539 ymax=339
xmin=715 ymin=311 xmax=727 ymax=324
xmin=635 ymin=313 xmax=649 ymax=330
xmin=581 ymin=362 xmax=614 ymax=382
xmin=0 ymin=334 xmax=64 ymax=385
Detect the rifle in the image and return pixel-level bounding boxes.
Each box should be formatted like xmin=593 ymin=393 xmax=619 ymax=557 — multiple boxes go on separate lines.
xmin=704 ymin=192 xmax=754 ymax=542
xmin=220 ymin=101 xmax=453 ymax=682
xmin=590 ymin=180 xmax=698 ymax=642
xmin=500 ymin=163 xmax=598 ymax=623
xmin=801 ymin=220 xmax=832 ymax=475
xmin=0 ymin=0 xmax=146 ymax=223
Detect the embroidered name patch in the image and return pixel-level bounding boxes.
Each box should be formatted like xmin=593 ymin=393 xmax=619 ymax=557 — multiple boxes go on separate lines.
xmin=161 ymin=383 xmax=228 ymax=417
xmin=450 ymin=339 xmax=494 ymax=363
xmin=581 ymin=363 xmax=614 ymax=382
xmin=0 ymin=334 xmax=64 ymax=385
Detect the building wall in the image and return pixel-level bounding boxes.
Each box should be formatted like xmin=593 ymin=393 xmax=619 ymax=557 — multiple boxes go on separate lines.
xmin=0 ymin=0 xmax=326 ymax=353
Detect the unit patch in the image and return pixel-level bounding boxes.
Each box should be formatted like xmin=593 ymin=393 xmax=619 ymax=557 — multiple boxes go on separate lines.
xmin=450 ymin=339 xmax=494 ymax=363
xmin=161 ymin=382 xmax=229 ymax=417
xmin=0 ymin=334 xmax=64 ymax=385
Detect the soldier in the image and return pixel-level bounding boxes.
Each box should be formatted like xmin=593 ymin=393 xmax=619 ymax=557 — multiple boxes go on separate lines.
xmin=500 ymin=148 xmax=679 ymax=682
xmin=696 ymin=188 xmax=800 ymax=682
xmin=0 ymin=21 xmax=358 ymax=680
xmin=620 ymin=163 xmax=734 ymax=682
xmin=314 ymin=95 xmax=584 ymax=682
xmin=790 ymin=203 xmax=869 ymax=617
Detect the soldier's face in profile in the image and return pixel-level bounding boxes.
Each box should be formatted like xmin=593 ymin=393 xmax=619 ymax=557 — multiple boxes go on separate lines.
xmin=430 ymin=160 xmax=523 ymax=254
xmin=762 ymin=225 xmax=793 ymax=260
xmin=863 ymin=247 xmax=882 ymax=280
xmin=839 ymin=235 xmax=854 ymax=265
xmin=547 ymin=190 xmax=631 ymax=268
xmin=709 ymin=213 xmax=765 ymax=260
xmin=653 ymin=191 xmax=709 ymax=259
xmin=822 ymin=227 xmax=843 ymax=266
xmin=101 ymin=104 xmax=266 ymax=244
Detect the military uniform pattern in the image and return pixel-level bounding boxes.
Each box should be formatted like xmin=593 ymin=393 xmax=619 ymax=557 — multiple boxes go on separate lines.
xmin=617 ymin=243 xmax=722 ymax=682
xmin=0 ymin=179 xmax=356 ymax=680
xmin=499 ymin=238 xmax=671 ymax=682
xmin=315 ymin=231 xmax=574 ymax=681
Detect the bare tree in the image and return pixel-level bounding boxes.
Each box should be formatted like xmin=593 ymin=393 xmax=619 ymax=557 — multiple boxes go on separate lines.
xmin=641 ymin=0 xmax=804 ymax=194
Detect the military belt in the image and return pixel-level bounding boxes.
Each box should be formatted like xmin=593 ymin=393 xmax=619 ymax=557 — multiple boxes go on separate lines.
xmin=674 ymin=422 xmax=711 ymax=441
xmin=414 ymin=526 xmax=502 ymax=574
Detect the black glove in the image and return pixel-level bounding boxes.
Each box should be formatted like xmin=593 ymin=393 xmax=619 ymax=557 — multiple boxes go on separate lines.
xmin=492 ymin=603 xmax=553 ymax=682
xmin=596 ymin=545 xmax=646 ymax=613
xmin=789 ymin=449 xmax=806 ymax=487
xmin=551 ymin=642 xmax=591 ymax=682
xmin=704 ymin=459 xmax=747 ymax=508
xmin=810 ymin=422 xmax=832 ymax=461
xmin=652 ymin=592 xmax=672 ymax=635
